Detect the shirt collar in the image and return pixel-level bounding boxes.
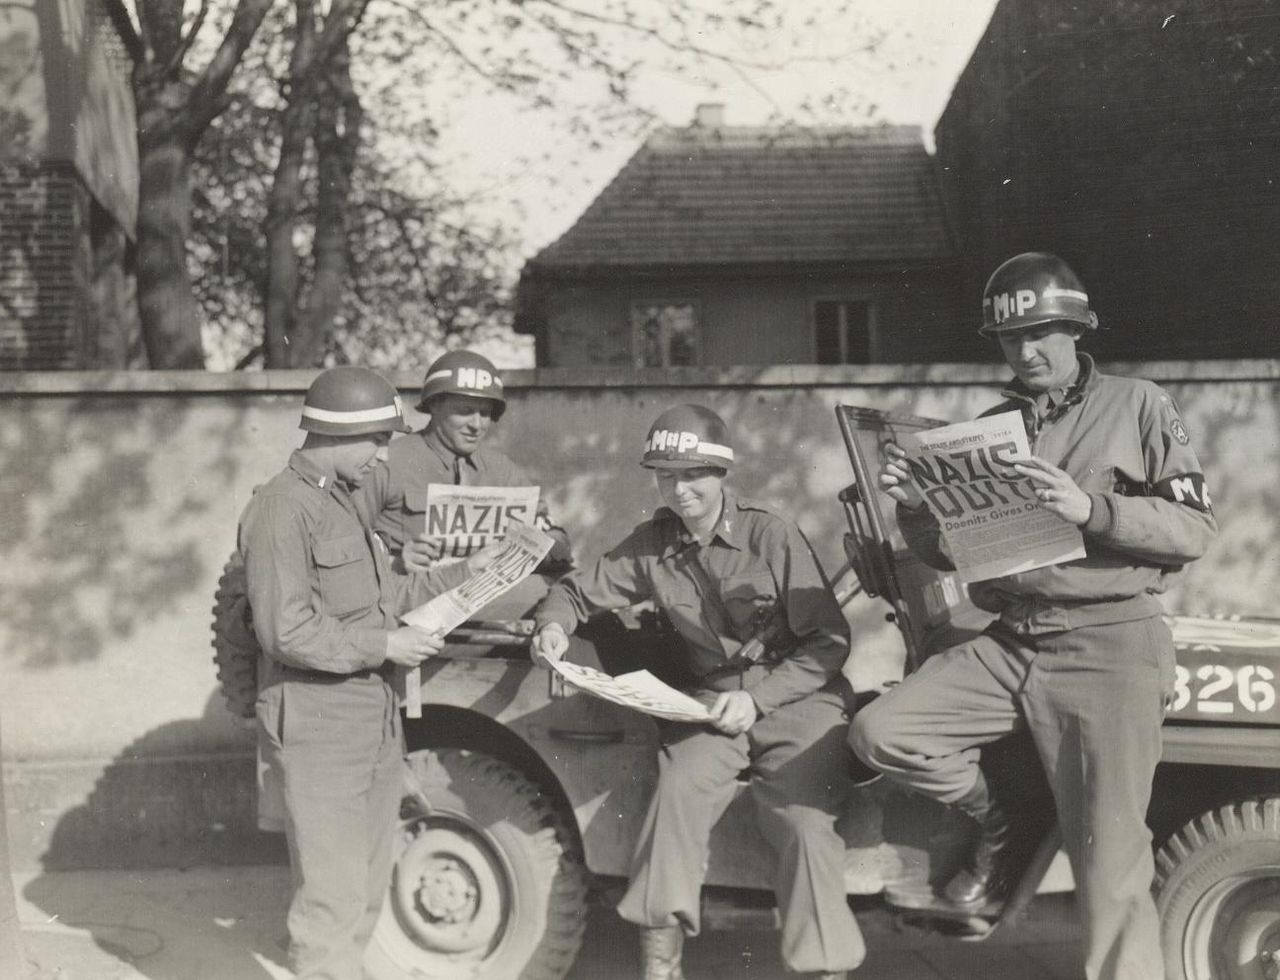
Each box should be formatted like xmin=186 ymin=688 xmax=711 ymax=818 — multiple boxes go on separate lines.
xmin=1000 ymin=352 xmax=1096 ymax=407
xmin=657 ymin=490 xmax=742 ymax=560
xmin=421 ymin=426 xmax=479 ymax=473
xmin=287 ymin=450 xmax=337 ymax=492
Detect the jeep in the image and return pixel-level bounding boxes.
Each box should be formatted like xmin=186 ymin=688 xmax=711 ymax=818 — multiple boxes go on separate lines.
xmin=214 ymin=404 xmax=1280 ymax=980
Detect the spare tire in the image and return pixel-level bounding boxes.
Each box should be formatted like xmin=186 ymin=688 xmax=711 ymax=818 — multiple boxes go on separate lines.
xmin=211 ymin=551 xmax=260 ymax=720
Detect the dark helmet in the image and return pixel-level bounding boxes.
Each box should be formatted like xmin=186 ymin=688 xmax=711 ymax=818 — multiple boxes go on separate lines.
xmin=416 ymin=350 xmax=506 ymax=421
xmin=980 ymin=252 xmax=1099 ymax=337
xmin=641 ymin=404 xmax=735 ymax=470
xmin=300 ymin=366 xmax=411 ymax=437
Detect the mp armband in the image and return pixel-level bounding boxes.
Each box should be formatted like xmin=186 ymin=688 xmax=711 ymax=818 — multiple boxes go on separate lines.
xmin=1152 ymin=473 xmax=1212 ymax=512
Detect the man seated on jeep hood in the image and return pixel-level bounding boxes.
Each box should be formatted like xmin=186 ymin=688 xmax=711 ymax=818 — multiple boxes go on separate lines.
xmin=529 ymin=404 xmax=865 ymax=980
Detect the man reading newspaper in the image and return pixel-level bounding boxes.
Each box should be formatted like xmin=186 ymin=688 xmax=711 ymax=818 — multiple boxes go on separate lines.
xmin=529 ymin=404 xmax=864 ymax=980
xmin=850 ymin=253 xmax=1217 ymax=980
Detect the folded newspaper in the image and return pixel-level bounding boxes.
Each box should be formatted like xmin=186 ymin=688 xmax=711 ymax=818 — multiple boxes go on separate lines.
xmin=548 ymin=660 xmax=712 ymax=724
xmin=399 ymin=521 xmax=555 ymax=716
xmin=903 ymin=410 xmax=1085 ymax=583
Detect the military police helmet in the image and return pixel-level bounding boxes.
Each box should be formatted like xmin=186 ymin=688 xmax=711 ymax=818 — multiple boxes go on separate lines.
xmin=300 ymin=366 xmax=412 ymax=437
xmin=980 ymin=252 xmax=1099 ymax=337
xmin=416 ymin=350 xmax=506 ymax=421
xmin=641 ymin=404 xmax=734 ymax=470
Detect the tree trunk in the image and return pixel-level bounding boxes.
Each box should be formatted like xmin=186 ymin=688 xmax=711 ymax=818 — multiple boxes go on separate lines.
xmin=0 ymin=726 xmax=30 ymax=979
xmin=135 ymin=91 xmax=205 ymax=369
xmin=262 ymin=0 xmax=318 ymax=368
xmin=293 ymin=31 xmax=361 ymax=366
xmin=131 ymin=0 xmax=275 ymax=369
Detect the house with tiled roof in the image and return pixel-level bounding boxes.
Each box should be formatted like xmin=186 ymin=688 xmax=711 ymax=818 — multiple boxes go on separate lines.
xmin=515 ymin=107 xmax=962 ymax=367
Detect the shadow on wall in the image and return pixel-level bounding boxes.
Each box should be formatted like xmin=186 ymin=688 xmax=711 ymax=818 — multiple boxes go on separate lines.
xmin=35 ymin=692 xmax=285 ymax=871
xmin=0 ymin=396 xmax=251 ymax=668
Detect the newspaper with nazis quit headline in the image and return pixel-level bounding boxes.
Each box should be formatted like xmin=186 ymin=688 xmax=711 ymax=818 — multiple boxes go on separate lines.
xmin=411 ymin=483 xmax=540 ymax=566
xmin=902 ymin=410 xmax=1085 ymax=583
xmin=398 ymin=521 xmax=554 ymax=716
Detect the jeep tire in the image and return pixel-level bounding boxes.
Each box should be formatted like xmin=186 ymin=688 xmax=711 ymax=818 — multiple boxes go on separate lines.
xmin=1155 ymin=797 xmax=1280 ymax=980
xmin=211 ymin=551 xmax=259 ymax=720
xmin=366 ymin=748 xmax=588 ymax=980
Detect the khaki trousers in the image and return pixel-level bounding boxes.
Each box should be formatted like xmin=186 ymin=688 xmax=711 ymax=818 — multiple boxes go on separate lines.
xmin=618 ymin=684 xmax=867 ymax=974
xmin=259 ymin=676 xmax=403 ymax=980
xmin=850 ymin=616 xmax=1174 ymax=980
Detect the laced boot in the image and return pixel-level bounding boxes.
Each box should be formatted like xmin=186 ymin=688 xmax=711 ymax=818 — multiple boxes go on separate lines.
xmin=638 ymin=924 xmax=685 ymax=980
xmin=942 ymin=773 xmax=1012 ymax=910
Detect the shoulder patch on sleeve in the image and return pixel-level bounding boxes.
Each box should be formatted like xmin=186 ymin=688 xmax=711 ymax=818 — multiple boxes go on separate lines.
xmin=1158 ymin=394 xmax=1191 ymax=445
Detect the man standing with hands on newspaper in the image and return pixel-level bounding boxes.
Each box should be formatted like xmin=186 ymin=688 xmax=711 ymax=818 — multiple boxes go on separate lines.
xmin=849 ymin=252 xmax=1217 ymax=980
xmin=240 ymin=366 xmax=498 ymax=980
xmin=529 ymin=404 xmax=864 ymax=980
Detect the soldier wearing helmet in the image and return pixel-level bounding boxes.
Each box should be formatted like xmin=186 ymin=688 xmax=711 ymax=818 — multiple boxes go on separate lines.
xmin=238 ymin=366 xmax=498 ymax=980
xmin=853 ymin=253 xmax=1217 ymax=980
xmin=529 ymin=404 xmax=866 ymax=980
xmin=357 ymin=350 xmax=570 ymax=592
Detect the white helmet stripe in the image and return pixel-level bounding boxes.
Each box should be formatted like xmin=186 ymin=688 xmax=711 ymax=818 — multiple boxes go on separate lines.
xmin=423 ymin=369 xmax=454 ymax=384
xmin=698 ymin=441 xmax=734 ymax=462
xmin=1043 ymin=287 xmax=1089 ymax=303
xmin=301 ymin=401 xmax=403 ymax=425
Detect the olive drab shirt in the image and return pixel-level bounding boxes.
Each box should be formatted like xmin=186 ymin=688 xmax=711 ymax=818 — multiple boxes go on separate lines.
xmin=239 ymin=451 xmax=470 ymax=685
xmin=357 ymin=426 xmax=560 ymax=556
xmin=534 ymin=492 xmax=850 ymax=716
xmin=899 ymin=353 xmax=1218 ymax=633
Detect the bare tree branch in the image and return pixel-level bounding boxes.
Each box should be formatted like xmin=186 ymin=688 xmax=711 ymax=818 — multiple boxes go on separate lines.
xmin=189 ymin=0 xmax=276 ymax=136
xmin=160 ymin=0 xmax=211 ymax=81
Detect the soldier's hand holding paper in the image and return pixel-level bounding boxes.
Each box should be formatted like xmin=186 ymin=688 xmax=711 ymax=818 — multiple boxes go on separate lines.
xmin=878 ymin=441 xmax=926 ymax=509
xmin=1014 ymin=457 xmax=1092 ymax=526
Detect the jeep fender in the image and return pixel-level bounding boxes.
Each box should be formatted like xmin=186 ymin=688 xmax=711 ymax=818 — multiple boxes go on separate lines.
xmin=413 ymin=655 xmax=659 ymax=879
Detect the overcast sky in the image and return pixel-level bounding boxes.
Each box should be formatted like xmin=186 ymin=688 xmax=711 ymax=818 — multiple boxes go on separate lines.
xmin=430 ymin=0 xmax=999 ymax=257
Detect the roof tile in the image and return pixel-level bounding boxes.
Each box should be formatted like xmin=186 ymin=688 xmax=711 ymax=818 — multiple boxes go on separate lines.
xmin=531 ymin=124 xmax=954 ymax=268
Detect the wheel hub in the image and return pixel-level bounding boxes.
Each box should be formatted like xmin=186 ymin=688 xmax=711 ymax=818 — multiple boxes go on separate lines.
xmin=417 ymin=856 xmax=479 ymax=924
xmin=389 ymin=818 xmax=508 ymax=957
xmin=1184 ymin=868 xmax=1280 ymax=980
xmin=1264 ymin=949 xmax=1278 ymax=980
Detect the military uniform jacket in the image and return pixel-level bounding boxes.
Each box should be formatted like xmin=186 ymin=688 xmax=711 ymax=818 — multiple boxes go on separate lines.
xmin=899 ymin=353 xmax=1217 ymax=632
xmin=534 ymin=492 xmax=850 ymax=715
xmin=239 ymin=451 xmax=470 ymax=686
xmin=357 ymin=427 xmax=555 ymax=555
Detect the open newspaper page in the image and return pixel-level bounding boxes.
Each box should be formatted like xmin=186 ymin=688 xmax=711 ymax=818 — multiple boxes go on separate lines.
xmin=413 ymin=483 xmax=540 ymax=566
xmin=402 ymin=521 xmax=554 ymax=634
xmin=549 ymin=660 xmax=712 ymax=724
xmin=398 ymin=522 xmax=554 ymax=716
xmin=903 ymin=410 xmax=1085 ymax=583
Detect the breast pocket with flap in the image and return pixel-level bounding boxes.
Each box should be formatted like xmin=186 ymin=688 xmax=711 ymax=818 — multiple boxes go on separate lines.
xmin=313 ymin=535 xmax=379 ymax=617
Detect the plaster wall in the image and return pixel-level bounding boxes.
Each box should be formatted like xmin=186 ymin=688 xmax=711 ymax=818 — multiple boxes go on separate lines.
xmin=1 ymin=363 xmax=1276 ymax=867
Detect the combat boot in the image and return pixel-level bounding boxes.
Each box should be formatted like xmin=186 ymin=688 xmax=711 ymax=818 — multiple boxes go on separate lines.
xmin=942 ymin=773 xmax=1012 ymax=909
xmin=638 ymin=924 xmax=685 ymax=980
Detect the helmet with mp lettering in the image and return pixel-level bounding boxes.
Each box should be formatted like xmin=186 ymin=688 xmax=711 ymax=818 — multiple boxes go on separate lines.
xmin=979 ymin=252 xmax=1099 ymax=337
xmin=641 ymin=404 xmax=734 ymax=470
xmin=416 ymin=350 xmax=506 ymax=421
xmin=299 ymin=366 xmax=411 ymax=437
